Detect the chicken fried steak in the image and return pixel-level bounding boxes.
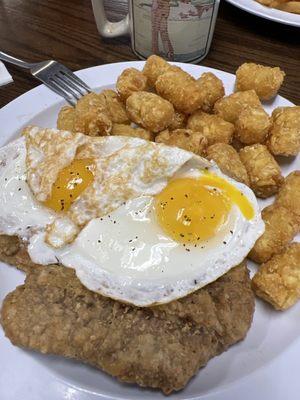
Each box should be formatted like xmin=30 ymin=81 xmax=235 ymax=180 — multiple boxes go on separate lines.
xmin=1 ymin=262 xmax=254 ymax=394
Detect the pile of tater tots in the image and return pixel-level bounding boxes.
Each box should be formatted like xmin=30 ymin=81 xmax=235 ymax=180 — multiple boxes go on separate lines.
xmin=57 ymin=55 xmax=300 ymax=311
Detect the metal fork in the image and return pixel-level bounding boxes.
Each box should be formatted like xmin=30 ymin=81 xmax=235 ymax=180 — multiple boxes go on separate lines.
xmin=0 ymin=51 xmax=91 ymax=106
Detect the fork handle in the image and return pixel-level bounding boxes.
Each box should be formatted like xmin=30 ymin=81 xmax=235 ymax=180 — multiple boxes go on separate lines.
xmin=0 ymin=51 xmax=36 ymax=69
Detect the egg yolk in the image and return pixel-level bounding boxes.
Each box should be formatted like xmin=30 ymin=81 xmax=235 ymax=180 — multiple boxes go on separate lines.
xmin=44 ymin=158 xmax=95 ymax=212
xmin=155 ymin=173 xmax=254 ymax=244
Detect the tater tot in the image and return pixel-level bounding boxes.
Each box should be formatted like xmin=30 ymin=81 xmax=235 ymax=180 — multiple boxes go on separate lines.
xmin=206 ymin=143 xmax=250 ymax=185
xmin=57 ymin=106 xmax=75 ymax=131
xmin=187 ymin=111 xmax=234 ymax=146
xmin=168 ymin=111 xmax=187 ymax=130
xmin=126 ymin=91 xmax=175 ymax=133
xmin=76 ymin=92 xmax=106 ymax=113
xmin=235 ymin=107 xmax=271 ymax=144
xmin=197 ymin=72 xmax=225 ymax=113
xmin=275 ymin=171 xmax=300 ymax=218
xmin=271 ymin=106 xmax=286 ymax=120
xmin=252 ymin=243 xmax=300 ymax=310
xmin=58 ymin=93 xmax=113 ymax=136
xmin=100 ymin=90 xmax=130 ymax=124
xmin=73 ymin=110 xmax=112 ymax=136
xmin=142 ymin=55 xmax=179 ymax=87
xmin=239 ymin=144 xmax=283 ymax=198
xmin=276 ymin=2 xmax=300 ymax=14
xmin=155 ymin=70 xmax=203 ymax=114
xmin=249 ymin=204 xmax=300 ymax=263
xmin=214 ymin=90 xmax=262 ymax=123
xmin=267 ymin=106 xmax=300 ymax=156
xmin=75 ymin=92 xmax=113 ymax=136
xmin=116 ymin=68 xmax=148 ymax=101
xmin=236 ymin=63 xmax=285 ymax=100
xmin=111 ymin=123 xmax=154 ymax=141
xmin=155 ymin=129 xmax=208 ymax=156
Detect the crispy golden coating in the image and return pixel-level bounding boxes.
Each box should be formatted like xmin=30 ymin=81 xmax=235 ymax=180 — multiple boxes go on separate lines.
xmin=275 ymin=171 xmax=300 ymax=218
xmin=248 ymin=205 xmax=300 ymax=264
xmin=214 ymin=90 xmax=262 ymax=124
xmin=271 ymin=106 xmax=286 ymax=120
xmin=73 ymin=109 xmax=112 ymax=136
xmin=187 ymin=111 xmax=234 ymax=146
xmin=267 ymin=106 xmax=300 ymax=156
xmin=111 ymin=123 xmax=154 ymax=141
xmin=100 ymin=89 xmax=130 ymax=124
xmin=252 ymin=243 xmax=300 ymax=310
xmin=197 ymin=72 xmax=225 ymax=113
xmin=57 ymin=106 xmax=75 ymax=131
xmin=275 ymin=1 xmax=300 ymax=14
xmin=168 ymin=111 xmax=187 ymax=130
xmin=206 ymin=143 xmax=250 ymax=186
xmin=0 ymin=235 xmax=39 ymax=273
xmin=142 ymin=55 xmax=179 ymax=87
xmin=116 ymin=68 xmax=148 ymax=101
xmin=239 ymin=144 xmax=283 ymax=198
xmin=235 ymin=107 xmax=271 ymax=145
xmin=236 ymin=63 xmax=285 ymax=100
xmin=1 ymin=262 xmax=254 ymax=394
xmin=76 ymin=92 xmax=106 ymax=113
xmin=255 ymin=0 xmax=300 ymax=15
xmin=57 ymin=93 xmax=113 ymax=136
xmin=126 ymin=91 xmax=175 ymax=133
xmin=155 ymin=129 xmax=208 ymax=156
xmin=155 ymin=70 xmax=203 ymax=114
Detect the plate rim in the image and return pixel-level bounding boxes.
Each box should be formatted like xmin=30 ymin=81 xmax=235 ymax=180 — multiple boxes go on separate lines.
xmin=225 ymin=0 xmax=300 ymax=27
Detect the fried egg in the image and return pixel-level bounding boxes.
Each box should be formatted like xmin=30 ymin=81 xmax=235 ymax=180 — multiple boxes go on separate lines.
xmin=23 ymin=126 xmax=195 ymax=247
xmin=0 ymin=127 xmax=265 ymax=306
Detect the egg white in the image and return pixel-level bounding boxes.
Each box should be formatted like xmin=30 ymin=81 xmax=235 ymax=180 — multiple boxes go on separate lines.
xmin=0 ymin=137 xmax=54 ymax=239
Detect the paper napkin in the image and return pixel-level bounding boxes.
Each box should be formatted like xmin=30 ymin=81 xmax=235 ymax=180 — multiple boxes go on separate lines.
xmin=0 ymin=61 xmax=13 ymax=86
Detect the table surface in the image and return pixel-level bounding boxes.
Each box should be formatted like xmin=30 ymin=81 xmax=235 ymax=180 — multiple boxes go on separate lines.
xmin=0 ymin=0 xmax=299 ymax=108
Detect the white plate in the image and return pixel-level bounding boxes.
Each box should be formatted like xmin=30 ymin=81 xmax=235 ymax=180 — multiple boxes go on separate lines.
xmin=0 ymin=61 xmax=300 ymax=400
xmin=226 ymin=0 xmax=300 ymax=27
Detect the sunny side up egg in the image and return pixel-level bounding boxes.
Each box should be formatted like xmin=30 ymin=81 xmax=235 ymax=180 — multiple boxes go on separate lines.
xmin=0 ymin=128 xmax=265 ymax=306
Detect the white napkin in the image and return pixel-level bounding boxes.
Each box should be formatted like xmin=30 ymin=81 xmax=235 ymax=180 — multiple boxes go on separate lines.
xmin=0 ymin=61 xmax=13 ymax=86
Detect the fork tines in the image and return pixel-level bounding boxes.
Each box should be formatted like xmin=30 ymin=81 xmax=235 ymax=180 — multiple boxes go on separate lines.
xmin=32 ymin=60 xmax=91 ymax=106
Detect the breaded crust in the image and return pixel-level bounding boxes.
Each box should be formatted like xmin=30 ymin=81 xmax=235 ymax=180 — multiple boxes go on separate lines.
xmin=1 ymin=262 xmax=254 ymax=394
xmin=248 ymin=204 xmax=300 ymax=264
xmin=155 ymin=129 xmax=208 ymax=156
xmin=206 ymin=143 xmax=250 ymax=186
xmin=239 ymin=144 xmax=283 ymax=198
xmin=252 ymin=243 xmax=300 ymax=310
xmin=275 ymin=171 xmax=300 ymax=218
xmin=0 ymin=235 xmax=39 ymax=273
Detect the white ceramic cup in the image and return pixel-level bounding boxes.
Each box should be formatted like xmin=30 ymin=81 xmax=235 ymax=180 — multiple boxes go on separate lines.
xmin=91 ymin=0 xmax=220 ymax=63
